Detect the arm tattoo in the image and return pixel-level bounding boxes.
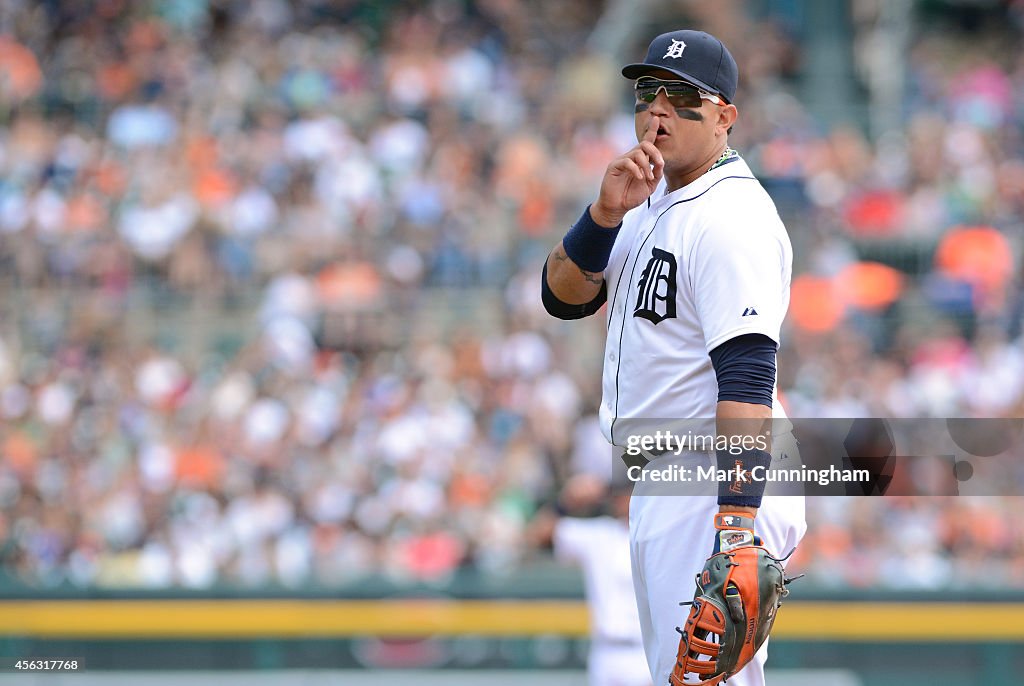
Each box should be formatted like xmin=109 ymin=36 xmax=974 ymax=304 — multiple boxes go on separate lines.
xmin=553 ymin=244 xmax=603 ymax=284
xmin=580 ymin=268 xmax=603 ymax=285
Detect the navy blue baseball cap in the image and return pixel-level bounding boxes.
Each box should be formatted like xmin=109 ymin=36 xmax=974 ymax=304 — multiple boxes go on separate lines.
xmin=622 ymin=30 xmax=738 ymax=103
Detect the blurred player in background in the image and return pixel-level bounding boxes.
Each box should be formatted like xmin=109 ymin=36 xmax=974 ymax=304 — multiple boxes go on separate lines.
xmin=528 ymin=474 xmax=651 ymax=686
xmin=542 ymin=29 xmax=805 ymax=685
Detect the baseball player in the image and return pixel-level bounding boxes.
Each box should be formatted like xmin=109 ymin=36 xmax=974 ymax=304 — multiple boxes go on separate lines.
xmin=541 ymin=30 xmax=806 ymax=686
xmin=528 ymin=475 xmax=652 ymax=686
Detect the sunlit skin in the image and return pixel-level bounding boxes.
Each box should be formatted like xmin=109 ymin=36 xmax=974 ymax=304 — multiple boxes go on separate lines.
xmin=629 ymin=68 xmax=738 ymax=193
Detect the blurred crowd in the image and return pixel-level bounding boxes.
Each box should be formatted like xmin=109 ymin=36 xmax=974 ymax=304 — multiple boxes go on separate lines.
xmin=1 ymin=0 xmax=1024 ymax=590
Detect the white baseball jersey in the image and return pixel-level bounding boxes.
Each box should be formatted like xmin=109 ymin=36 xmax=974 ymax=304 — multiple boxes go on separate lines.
xmin=554 ymin=516 xmax=652 ymax=686
xmin=554 ymin=516 xmax=644 ymax=644
xmin=598 ymin=156 xmax=792 ymax=446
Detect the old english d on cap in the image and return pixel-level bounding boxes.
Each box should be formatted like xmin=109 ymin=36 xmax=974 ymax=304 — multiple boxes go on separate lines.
xmin=622 ymin=30 xmax=738 ymax=103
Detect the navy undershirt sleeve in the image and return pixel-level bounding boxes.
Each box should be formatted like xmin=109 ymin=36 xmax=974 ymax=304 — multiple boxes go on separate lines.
xmin=541 ymin=261 xmax=608 ymax=320
xmin=708 ymin=333 xmax=777 ymax=406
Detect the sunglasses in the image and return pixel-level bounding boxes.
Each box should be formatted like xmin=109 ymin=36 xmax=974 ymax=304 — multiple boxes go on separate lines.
xmin=634 ymin=77 xmax=725 ymax=109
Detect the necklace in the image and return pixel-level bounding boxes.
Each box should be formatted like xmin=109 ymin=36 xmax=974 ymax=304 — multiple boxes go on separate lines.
xmin=708 ymin=146 xmax=737 ymax=171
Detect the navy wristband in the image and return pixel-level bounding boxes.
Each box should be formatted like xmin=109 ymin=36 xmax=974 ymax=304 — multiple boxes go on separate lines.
xmin=716 ymin=447 xmax=772 ymax=508
xmin=561 ymin=205 xmax=621 ymax=273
